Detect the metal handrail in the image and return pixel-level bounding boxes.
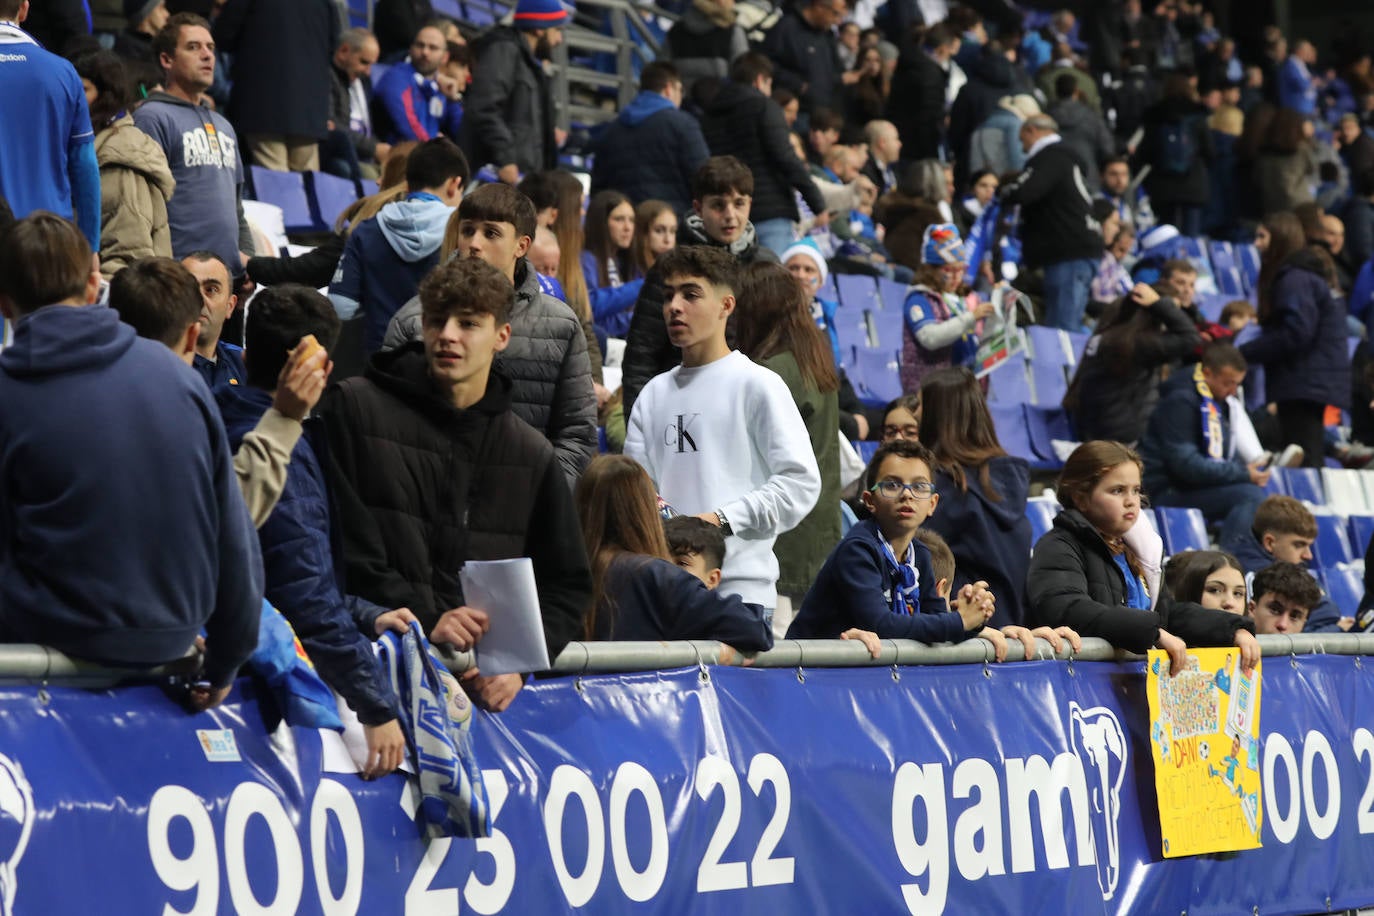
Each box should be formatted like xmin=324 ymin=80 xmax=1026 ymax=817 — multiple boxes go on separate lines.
xmin=1 ymin=633 xmax=1369 ymax=687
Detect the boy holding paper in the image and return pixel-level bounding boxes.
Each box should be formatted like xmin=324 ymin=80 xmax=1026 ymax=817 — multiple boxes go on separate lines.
xmin=320 ymin=258 xmax=591 ymax=712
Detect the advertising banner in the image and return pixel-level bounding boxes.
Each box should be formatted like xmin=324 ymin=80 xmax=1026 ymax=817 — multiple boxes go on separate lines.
xmin=0 ymin=656 xmax=1370 ymax=914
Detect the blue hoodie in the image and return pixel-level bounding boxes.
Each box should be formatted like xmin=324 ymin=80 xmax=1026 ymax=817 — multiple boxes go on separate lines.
xmin=329 ymin=193 xmax=454 ymax=353
xmin=588 ymin=90 xmax=711 ymax=215
xmin=924 ymin=456 xmax=1033 ymax=628
xmin=0 ymin=305 xmax=261 ymax=685
xmin=1221 ymin=527 xmax=1344 ymax=633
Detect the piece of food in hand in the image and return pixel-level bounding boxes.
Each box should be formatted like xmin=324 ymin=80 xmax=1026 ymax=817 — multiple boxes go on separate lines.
xmin=295 ymin=333 xmax=324 ymax=363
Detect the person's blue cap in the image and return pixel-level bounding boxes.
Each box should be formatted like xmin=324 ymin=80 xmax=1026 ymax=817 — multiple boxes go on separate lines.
xmin=922 ymin=223 xmax=968 ymax=265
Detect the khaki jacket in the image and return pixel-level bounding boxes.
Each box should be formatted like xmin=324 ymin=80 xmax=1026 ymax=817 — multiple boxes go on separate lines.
xmin=94 ymin=115 xmax=175 ymax=278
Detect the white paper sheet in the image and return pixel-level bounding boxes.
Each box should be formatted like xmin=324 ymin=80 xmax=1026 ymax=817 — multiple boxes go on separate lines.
xmin=459 ymin=558 xmax=551 ymax=676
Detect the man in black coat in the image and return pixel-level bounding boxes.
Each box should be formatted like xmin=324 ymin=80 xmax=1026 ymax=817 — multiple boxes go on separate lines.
xmin=589 ymin=61 xmax=711 ymax=215
xmin=620 ymin=156 xmax=778 ymax=415
xmin=946 ymin=40 xmax=1027 ymax=184
xmin=699 ymin=52 xmax=828 ymax=256
xmin=759 ymin=0 xmax=850 ymax=115
xmin=886 ymin=21 xmax=960 ymax=164
xmin=327 ymin=27 xmax=388 ymax=177
xmin=459 ymin=0 xmax=566 ymax=184
xmin=216 ymin=0 xmax=339 ymax=171
xmin=320 ymin=257 xmax=591 ymax=713
xmin=999 ymin=113 xmax=1103 ymax=331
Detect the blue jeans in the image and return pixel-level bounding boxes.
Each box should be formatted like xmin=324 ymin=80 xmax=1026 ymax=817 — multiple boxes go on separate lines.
xmin=754 ymin=218 xmax=797 ymax=258
xmin=1153 ymin=480 xmax=1265 ymax=548
xmin=1041 ymin=258 xmax=1098 ymax=331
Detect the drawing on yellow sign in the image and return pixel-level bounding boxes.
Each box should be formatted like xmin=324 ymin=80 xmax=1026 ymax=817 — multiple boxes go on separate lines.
xmin=1145 ymin=647 xmax=1262 ymax=858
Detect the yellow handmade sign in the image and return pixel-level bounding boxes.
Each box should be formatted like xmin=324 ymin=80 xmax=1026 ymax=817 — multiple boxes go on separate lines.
xmin=1145 ymin=647 xmax=1262 ymax=858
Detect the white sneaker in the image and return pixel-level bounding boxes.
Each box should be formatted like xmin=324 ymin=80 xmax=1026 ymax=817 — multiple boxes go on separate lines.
xmin=1275 ymin=444 xmax=1304 ymax=468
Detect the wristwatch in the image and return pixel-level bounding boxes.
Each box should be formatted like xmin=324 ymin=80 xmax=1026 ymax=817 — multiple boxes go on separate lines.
xmin=714 ymin=509 xmax=733 ymax=536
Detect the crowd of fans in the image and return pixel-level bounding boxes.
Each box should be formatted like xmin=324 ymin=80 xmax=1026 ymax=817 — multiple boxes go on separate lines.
xmin=2 ymin=0 xmax=1374 ymax=779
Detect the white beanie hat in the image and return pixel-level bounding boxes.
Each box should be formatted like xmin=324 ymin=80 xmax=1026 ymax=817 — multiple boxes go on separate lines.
xmin=781 ymin=239 xmax=829 ymax=287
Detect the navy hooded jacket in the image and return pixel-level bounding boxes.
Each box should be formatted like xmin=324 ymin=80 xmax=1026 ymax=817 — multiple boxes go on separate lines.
xmin=1239 ymin=249 xmax=1350 ymax=409
xmin=595 ymin=555 xmax=773 ymax=651
xmin=0 ymin=305 xmax=261 ymax=685
xmin=589 ymin=91 xmax=711 ymax=215
xmin=924 ymin=456 xmax=1033 ymax=628
xmin=219 ymin=385 xmax=400 ymax=724
xmin=1139 ymin=368 xmax=1250 ymax=495
xmin=1222 ymin=527 xmax=1344 ymax=634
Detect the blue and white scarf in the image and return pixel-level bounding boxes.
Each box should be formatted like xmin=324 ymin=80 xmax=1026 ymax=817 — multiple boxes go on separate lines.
xmin=878 ymin=530 xmax=921 ymax=616
xmin=378 ymin=622 xmax=491 ymax=838
xmin=1193 ymin=364 xmax=1225 ymax=461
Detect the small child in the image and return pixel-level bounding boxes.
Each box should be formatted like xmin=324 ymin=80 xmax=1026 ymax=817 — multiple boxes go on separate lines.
xmin=914 ymin=527 xmax=956 ymax=605
xmin=664 ymin=515 xmax=725 ymax=590
xmin=1223 ymin=495 xmax=1349 ymax=631
xmin=900 ymin=223 xmax=996 ymax=392
xmin=1246 ymin=562 xmax=1323 ymax=635
xmin=787 ymin=439 xmax=999 ymax=644
xmin=1219 ymin=299 xmax=1256 ymax=332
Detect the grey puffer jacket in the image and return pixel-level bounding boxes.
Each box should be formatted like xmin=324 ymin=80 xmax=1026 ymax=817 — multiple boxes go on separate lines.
xmin=382 ymin=259 xmax=597 ymax=482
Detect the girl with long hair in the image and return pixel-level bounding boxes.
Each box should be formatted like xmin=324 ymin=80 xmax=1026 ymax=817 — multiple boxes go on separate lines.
xmin=574 ymin=455 xmax=773 ymax=650
xmin=1163 ymin=550 xmax=1248 ymax=615
xmin=1065 ymin=281 xmax=1202 ymax=445
xmin=1241 ymin=210 xmax=1348 ymax=468
xmin=582 ymin=190 xmax=645 ymax=338
xmin=735 ymin=263 xmax=841 ymax=619
xmin=549 ymin=171 xmax=593 ymax=323
xmin=632 ymin=199 xmax=677 ymax=275
xmin=1027 ymin=441 xmax=1259 ymax=674
xmin=917 ymin=366 xmax=1031 ymax=626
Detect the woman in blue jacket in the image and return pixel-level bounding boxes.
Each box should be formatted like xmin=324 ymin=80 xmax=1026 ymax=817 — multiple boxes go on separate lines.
xmin=581 ymin=190 xmax=645 ymax=339
xmin=1240 ymin=211 xmax=1350 ymax=468
xmin=918 ymin=366 xmax=1032 ymax=627
xmin=575 ymin=455 xmax=773 ymax=652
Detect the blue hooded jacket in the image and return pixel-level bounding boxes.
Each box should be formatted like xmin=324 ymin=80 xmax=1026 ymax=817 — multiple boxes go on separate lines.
xmin=329 ymin=194 xmax=453 ymax=353
xmin=588 ymin=90 xmax=711 ymax=215
xmin=218 ymin=385 xmax=399 ymax=724
xmin=1222 ymin=526 xmax=1343 ymax=633
xmin=924 ymin=456 xmax=1033 ymax=628
xmin=580 ymin=249 xmax=644 ymax=339
xmin=0 ymin=305 xmax=261 ymax=685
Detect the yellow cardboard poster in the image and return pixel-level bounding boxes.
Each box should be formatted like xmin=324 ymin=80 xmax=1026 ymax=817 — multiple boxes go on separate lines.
xmin=1145 ymin=647 xmax=1262 ymax=858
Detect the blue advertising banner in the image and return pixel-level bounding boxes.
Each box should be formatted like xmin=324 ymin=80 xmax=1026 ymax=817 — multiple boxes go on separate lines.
xmin=0 ymin=656 xmax=1371 ymax=914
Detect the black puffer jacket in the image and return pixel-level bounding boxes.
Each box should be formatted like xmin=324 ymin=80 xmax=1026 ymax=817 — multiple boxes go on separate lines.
xmin=460 ymin=26 xmax=556 ymax=173
xmin=1027 ymin=508 xmax=1253 ymax=653
xmin=886 ymin=41 xmax=947 ymax=162
xmin=319 ymin=348 xmax=590 ymax=658
xmin=383 ymin=260 xmax=597 ymax=482
xmin=700 ymin=81 xmax=826 ymax=224
xmin=620 ymin=214 xmax=777 ymax=415
xmin=758 ymin=8 xmax=842 ymax=112
xmin=1135 ymin=95 xmax=1213 ymax=209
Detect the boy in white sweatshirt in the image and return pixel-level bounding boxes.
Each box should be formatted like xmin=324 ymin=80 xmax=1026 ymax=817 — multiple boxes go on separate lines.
xmin=625 ymin=245 xmax=821 ymax=619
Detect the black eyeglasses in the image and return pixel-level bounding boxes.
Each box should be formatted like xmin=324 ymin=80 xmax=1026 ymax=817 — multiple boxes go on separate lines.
xmin=869 ymin=480 xmax=935 ymax=500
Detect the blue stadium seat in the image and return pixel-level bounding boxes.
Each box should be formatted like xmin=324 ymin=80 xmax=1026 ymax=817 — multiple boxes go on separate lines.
xmin=819 ymin=275 xmax=839 ymax=303
xmin=1322 ymin=565 xmax=1365 ymax=616
xmin=836 ymin=274 xmax=879 ymax=311
xmin=1349 ymin=515 xmax=1374 ymax=559
xmin=877 ymin=277 xmax=908 ymax=310
xmin=1215 ymin=267 xmax=1244 ymax=298
xmin=855 ymin=440 xmax=880 ymax=463
xmin=834 ymin=316 xmax=868 ymax=361
xmin=432 ymin=0 xmax=462 ymax=16
xmin=308 ymin=171 xmax=358 ymax=230
xmin=1313 ymin=514 xmax=1355 ymax=567
xmin=1237 ymin=243 xmax=1260 ymax=293
xmin=986 ymin=358 xmax=1031 ymax=405
xmin=850 ymin=347 xmax=902 ymax=406
xmin=1261 ymin=471 xmax=1287 ymax=498
xmin=1276 ymin=468 xmax=1325 ymax=505
xmin=1065 ymin=330 xmax=1089 ymax=364
xmin=249 ymin=166 xmax=315 ymax=234
xmin=1155 ymin=507 xmax=1210 ymax=555
xmin=1030 ymin=361 xmax=1067 ymax=407
xmin=988 ymin=403 xmax=1036 ymax=464
xmin=346 ymin=0 xmax=368 ymax=27
xmin=1026 ymin=325 xmax=1069 ymax=366
xmin=1195 ymin=293 xmax=1224 ymax=323
xmin=1026 ymin=498 xmax=1059 ymax=544
xmin=1208 ymin=240 xmax=1235 ymax=275
xmin=360 ymin=178 xmax=379 ymax=198
xmin=1024 ymin=405 xmax=1073 ymax=469
xmin=867 ymin=306 xmax=903 ymax=349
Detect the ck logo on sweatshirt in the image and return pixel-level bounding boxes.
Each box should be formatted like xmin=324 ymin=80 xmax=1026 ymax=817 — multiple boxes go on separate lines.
xmin=663 ymin=414 xmax=699 ymax=453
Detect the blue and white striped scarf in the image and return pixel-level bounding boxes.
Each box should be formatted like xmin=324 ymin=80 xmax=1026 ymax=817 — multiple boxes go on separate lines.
xmin=378 ymin=622 xmax=491 ymax=838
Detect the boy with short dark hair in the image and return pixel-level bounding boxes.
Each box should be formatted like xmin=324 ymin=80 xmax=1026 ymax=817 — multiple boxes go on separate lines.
xmin=329 ymin=136 xmax=469 ymax=353
xmin=664 ymin=515 xmax=725 ymax=589
xmin=219 ymin=284 xmax=409 ymax=779
xmin=787 ymin=439 xmax=996 ymax=642
xmin=322 ymin=257 xmax=591 ymax=712
xmin=625 ymin=245 xmax=819 ymax=620
xmin=621 ymin=155 xmax=780 ymax=414
xmin=382 ymin=182 xmax=596 ymax=481
xmin=1247 ymin=562 xmax=1324 ymax=635
xmin=1220 ymin=299 xmax=1256 ymax=332
xmin=1222 ymin=495 xmax=1347 ymax=631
